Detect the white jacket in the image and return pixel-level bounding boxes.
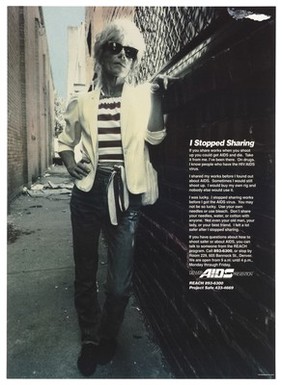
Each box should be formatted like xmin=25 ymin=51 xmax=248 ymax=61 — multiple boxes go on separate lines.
xmin=58 ymin=82 xmax=166 ymax=193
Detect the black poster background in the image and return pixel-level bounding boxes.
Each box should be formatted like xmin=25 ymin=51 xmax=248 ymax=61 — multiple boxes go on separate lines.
xmin=134 ymin=5 xmax=277 ymax=379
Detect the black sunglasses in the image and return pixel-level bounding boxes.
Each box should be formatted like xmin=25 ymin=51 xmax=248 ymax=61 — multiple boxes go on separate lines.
xmin=104 ymin=41 xmax=138 ymax=60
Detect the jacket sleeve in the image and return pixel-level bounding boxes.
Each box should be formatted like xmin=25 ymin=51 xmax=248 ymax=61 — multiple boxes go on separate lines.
xmin=140 ymin=82 xmax=167 ymax=145
xmin=57 ymin=95 xmax=82 ymax=152
xmin=145 ymin=128 xmax=167 ymax=145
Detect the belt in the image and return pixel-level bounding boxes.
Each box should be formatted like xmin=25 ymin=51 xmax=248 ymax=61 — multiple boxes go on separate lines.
xmin=99 ymin=165 xmax=129 ymax=225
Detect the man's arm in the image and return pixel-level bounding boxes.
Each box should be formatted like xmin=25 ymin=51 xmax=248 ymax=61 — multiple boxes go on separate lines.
xmin=59 ymin=150 xmax=90 ymax=180
xmin=147 ymin=90 xmax=164 ymax=132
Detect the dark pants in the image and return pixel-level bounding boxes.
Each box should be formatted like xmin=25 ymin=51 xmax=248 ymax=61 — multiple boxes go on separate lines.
xmin=70 ymin=169 xmax=141 ymax=344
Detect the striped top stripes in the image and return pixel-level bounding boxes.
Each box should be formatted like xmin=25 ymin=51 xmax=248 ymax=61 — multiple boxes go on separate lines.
xmin=97 ymin=96 xmax=124 ymax=167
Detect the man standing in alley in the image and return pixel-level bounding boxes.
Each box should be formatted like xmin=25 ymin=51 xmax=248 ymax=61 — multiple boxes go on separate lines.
xmin=58 ymin=18 xmax=167 ymax=376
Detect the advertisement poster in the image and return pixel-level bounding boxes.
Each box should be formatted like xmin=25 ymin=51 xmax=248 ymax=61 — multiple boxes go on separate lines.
xmin=6 ymin=2 xmax=277 ymax=381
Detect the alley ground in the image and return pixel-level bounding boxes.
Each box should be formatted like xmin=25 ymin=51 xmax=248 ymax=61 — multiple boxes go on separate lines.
xmin=7 ymin=165 xmax=173 ymax=379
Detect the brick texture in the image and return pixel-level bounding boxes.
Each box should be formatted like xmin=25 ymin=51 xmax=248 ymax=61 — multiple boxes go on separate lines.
xmin=8 ymin=6 xmax=55 ymax=203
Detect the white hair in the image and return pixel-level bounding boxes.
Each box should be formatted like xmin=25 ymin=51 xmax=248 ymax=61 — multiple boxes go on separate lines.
xmin=93 ymin=18 xmax=146 ymax=85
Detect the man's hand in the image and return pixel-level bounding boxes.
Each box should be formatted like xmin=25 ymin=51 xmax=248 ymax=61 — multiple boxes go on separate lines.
xmin=150 ymin=74 xmax=179 ymax=95
xmin=59 ymin=150 xmax=91 ymax=180
xmin=67 ymin=158 xmax=91 ymax=180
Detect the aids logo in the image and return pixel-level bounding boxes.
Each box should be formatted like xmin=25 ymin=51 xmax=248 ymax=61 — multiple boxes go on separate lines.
xmin=199 ymin=268 xmax=234 ymax=279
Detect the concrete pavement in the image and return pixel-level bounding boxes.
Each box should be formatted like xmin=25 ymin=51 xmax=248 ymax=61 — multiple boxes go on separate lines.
xmin=7 ymin=165 xmax=173 ymax=379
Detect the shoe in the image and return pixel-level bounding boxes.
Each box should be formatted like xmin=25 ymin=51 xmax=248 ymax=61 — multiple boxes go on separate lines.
xmin=97 ymin=338 xmax=117 ymax=365
xmin=77 ymin=342 xmax=98 ymax=376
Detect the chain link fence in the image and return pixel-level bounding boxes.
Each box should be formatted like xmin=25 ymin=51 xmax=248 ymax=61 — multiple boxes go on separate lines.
xmin=134 ymin=7 xmax=222 ymax=82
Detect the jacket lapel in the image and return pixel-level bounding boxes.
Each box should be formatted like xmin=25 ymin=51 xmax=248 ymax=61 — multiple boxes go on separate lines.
xmin=120 ymin=83 xmax=130 ymax=144
xmin=88 ymin=88 xmax=101 ymax=157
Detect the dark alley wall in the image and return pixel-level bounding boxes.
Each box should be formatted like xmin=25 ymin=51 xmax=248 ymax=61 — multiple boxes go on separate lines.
xmin=8 ymin=7 xmax=55 ymax=203
xmin=134 ymin=7 xmax=275 ymax=378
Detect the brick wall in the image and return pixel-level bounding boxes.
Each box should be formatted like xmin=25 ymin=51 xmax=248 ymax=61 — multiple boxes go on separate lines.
xmin=134 ymin=7 xmax=275 ymax=378
xmin=8 ymin=7 xmax=28 ymax=200
xmin=8 ymin=6 xmax=55 ymax=203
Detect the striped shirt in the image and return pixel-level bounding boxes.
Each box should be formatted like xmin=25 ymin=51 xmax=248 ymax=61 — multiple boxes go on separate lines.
xmin=97 ymin=96 xmax=124 ymax=167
